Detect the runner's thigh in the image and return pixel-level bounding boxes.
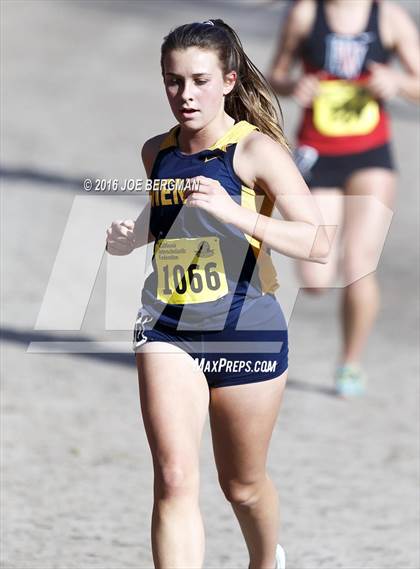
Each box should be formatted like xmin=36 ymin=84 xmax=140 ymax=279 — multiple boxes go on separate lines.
xmin=209 ymin=372 xmax=287 ymax=496
xmin=342 ymin=169 xmax=396 ymax=282
xmin=136 ymin=343 xmax=210 ymax=484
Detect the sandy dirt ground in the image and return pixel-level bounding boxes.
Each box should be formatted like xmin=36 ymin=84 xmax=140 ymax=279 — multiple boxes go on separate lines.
xmin=1 ymin=1 xmax=419 ymax=568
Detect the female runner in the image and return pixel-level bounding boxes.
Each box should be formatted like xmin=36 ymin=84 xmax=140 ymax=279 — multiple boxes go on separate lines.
xmin=269 ymin=0 xmax=420 ymax=395
xmin=106 ymin=19 xmax=329 ymax=569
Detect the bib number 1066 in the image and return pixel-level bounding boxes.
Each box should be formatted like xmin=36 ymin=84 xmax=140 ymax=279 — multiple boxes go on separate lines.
xmin=162 ymin=262 xmax=220 ymax=295
xmin=155 ymin=236 xmax=228 ymax=304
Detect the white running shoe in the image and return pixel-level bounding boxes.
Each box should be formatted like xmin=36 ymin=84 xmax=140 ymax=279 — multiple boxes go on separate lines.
xmin=275 ymin=544 xmax=286 ymax=569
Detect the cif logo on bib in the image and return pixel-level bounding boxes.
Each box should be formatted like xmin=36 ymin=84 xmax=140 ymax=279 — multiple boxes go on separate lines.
xmin=195 ymin=240 xmax=214 ymax=258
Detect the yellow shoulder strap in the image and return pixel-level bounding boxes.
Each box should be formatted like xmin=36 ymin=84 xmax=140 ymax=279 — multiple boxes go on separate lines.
xmin=209 ymin=121 xmax=258 ymax=151
xmin=159 ymin=126 xmax=179 ymax=150
xmin=158 ymin=121 xmax=258 ymax=152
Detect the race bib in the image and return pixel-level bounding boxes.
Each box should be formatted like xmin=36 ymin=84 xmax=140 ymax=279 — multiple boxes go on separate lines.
xmin=313 ymin=80 xmax=380 ymax=137
xmin=155 ymin=237 xmax=228 ymax=304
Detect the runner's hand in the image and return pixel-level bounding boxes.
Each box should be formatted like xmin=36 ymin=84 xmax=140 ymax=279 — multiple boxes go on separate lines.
xmin=366 ymin=62 xmax=400 ymax=100
xmin=184 ymin=176 xmax=239 ymax=224
xmin=292 ymin=74 xmax=320 ymax=108
xmin=106 ymin=219 xmax=136 ymax=255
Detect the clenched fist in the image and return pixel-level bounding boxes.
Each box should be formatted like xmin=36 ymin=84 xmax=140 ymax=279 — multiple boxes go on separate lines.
xmin=366 ymin=61 xmax=401 ymax=100
xmin=106 ymin=219 xmax=136 ymax=255
xmin=293 ymin=74 xmax=320 ymax=108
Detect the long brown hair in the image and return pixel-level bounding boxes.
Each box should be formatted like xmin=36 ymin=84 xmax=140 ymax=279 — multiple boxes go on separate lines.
xmin=161 ymin=19 xmax=289 ymax=150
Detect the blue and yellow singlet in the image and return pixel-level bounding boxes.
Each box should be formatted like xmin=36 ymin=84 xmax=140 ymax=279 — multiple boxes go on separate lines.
xmin=141 ymin=120 xmax=280 ymax=331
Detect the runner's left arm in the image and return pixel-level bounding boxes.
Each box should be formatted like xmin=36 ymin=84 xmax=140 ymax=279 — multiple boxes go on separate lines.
xmin=185 ymin=132 xmax=333 ymax=263
xmin=235 ymin=132 xmax=333 ymax=263
xmin=368 ymin=2 xmax=420 ymax=103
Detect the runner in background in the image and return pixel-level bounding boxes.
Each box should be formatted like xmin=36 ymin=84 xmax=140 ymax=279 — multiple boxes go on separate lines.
xmin=269 ymin=0 xmax=420 ymax=395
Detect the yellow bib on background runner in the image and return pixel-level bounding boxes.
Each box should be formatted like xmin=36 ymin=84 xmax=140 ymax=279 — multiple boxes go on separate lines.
xmin=155 ymin=237 xmax=228 ymax=304
xmin=313 ymin=80 xmax=380 ymax=137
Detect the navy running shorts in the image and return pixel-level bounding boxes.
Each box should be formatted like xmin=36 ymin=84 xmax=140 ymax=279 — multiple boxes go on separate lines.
xmin=132 ymin=294 xmax=288 ymax=388
xmin=294 ymin=143 xmax=395 ymax=189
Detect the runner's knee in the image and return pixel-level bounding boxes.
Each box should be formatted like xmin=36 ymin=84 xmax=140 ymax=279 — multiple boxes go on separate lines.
xmin=154 ymin=461 xmax=199 ymax=500
xmin=342 ymin=246 xmax=379 ymax=283
xmin=220 ymin=477 xmax=266 ymax=507
xmin=298 ymin=265 xmax=336 ymax=292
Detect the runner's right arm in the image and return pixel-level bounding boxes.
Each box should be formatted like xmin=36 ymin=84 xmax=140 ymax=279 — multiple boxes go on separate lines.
xmin=268 ymin=0 xmax=319 ymax=107
xmin=133 ymin=134 xmax=166 ymax=247
xmin=106 ymin=134 xmax=164 ymax=255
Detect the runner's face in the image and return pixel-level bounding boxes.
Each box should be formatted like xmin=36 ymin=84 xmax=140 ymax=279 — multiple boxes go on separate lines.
xmin=163 ymin=47 xmax=236 ymax=129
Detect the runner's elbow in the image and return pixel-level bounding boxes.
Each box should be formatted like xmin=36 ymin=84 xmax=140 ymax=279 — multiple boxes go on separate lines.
xmin=304 ymin=225 xmax=332 ymax=263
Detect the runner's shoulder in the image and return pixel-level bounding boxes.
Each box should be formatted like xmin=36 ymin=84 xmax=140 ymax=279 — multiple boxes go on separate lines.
xmin=141 ymin=133 xmax=167 ymax=176
xmin=381 ymin=0 xmax=412 ymax=20
xmin=380 ymin=1 xmax=417 ymax=49
xmin=240 ymin=130 xmax=287 ymax=156
xmin=235 ymin=130 xmax=290 ymax=186
xmin=286 ymin=0 xmax=317 ymax=39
